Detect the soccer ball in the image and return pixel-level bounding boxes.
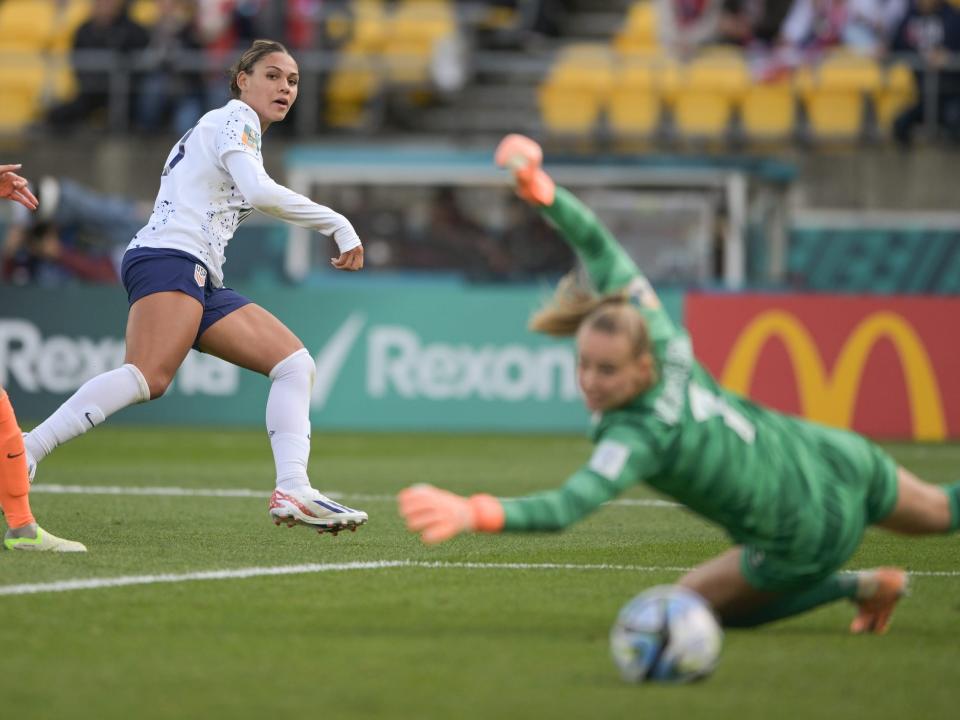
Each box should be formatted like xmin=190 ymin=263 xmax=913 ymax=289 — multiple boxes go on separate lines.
xmin=610 ymin=585 xmax=723 ymax=684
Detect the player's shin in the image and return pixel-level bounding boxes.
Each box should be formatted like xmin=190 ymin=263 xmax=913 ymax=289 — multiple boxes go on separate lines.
xmin=722 ymin=574 xmax=859 ymax=628
xmin=266 ymin=349 xmax=314 ymax=490
xmin=0 ymin=390 xmax=35 ymax=528
xmin=24 ymin=364 xmax=150 ymax=472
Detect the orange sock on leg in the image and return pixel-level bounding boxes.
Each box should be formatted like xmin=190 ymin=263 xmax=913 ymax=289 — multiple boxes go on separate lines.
xmin=0 ymin=389 xmax=35 ymax=529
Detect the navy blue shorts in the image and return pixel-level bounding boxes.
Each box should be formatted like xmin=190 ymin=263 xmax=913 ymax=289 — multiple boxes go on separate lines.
xmin=120 ymin=248 xmax=251 ymax=350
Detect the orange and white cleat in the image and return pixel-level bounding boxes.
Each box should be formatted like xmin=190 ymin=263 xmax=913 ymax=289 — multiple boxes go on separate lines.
xmin=494 ymin=134 xmax=556 ymax=207
xmin=850 ymin=567 xmax=909 ymax=635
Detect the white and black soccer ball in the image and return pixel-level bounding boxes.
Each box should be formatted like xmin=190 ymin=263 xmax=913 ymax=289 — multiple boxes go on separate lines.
xmin=610 ymin=585 xmax=723 ymax=684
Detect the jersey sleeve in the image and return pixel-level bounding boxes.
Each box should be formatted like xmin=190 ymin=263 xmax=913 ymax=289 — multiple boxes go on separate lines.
xmin=541 ymin=186 xmax=680 ymax=339
xmin=224 ymin=152 xmax=361 ymax=253
xmin=540 ymin=186 xmax=641 ymax=294
xmin=500 ymin=422 xmax=665 ymax=531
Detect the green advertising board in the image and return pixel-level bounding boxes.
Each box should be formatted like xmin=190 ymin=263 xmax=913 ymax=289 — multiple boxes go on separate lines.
xmin=0 ymin=282 xmax=683 ymax=432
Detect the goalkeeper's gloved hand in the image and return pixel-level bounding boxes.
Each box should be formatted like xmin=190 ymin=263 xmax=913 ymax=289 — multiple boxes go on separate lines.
xmin=493 ymin=134 xmax=556 ymax=207
xmin=398 ymin=484 xmax=505 ymax=545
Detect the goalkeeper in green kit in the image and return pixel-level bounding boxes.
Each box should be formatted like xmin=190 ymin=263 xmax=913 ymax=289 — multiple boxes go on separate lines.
xmin=399 ymin=134 xmax=960 ymax=634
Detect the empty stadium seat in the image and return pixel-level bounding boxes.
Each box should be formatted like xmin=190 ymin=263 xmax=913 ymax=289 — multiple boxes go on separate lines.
xmin=382 ymin=0 xmax=455 ymax=85
xmin=538 ymin=44 xmax=614 ymax=136
xmin=0 ymin=0 xmax=57 ymax=50
xmin=0 ymin=54 xmax=46 ymax=132
xmin=606 ymin=59 xmax=670 ymax=138
xmin=613 ymin=1 xmax=659 ymax=56
xmin=672 ymin=51 xmax=749 ymax=139
xmin=800 ymin=52 xmax=882 ymax=140
xmin=740 ymin=82 xmax=796 ymax=141
xmin=326 ymin=50 xmax=383 ymax=128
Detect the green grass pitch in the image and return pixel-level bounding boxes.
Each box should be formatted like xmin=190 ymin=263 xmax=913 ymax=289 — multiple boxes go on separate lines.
xmin=1 ymin=429 xmax=957 ymax=719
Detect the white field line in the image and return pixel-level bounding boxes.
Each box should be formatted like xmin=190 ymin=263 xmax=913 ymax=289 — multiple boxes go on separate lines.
xmin=29 ymin=484 xmax=681 ymax=508
xmin=0 ymin=560 xmax=957 ymax=598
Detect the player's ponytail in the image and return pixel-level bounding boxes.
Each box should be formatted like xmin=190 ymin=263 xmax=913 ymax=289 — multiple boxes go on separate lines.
xmin=530 ymin=272 xmax=652 ymax=358
xmin=229 ymin=39 xmax=292 ymax=98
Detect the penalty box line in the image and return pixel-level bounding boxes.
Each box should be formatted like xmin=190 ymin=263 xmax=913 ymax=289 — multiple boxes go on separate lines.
xmin=1 ymin=560 xmax=958 ymax=598
xmin=30 ymin=483 xmax=680 ymax=508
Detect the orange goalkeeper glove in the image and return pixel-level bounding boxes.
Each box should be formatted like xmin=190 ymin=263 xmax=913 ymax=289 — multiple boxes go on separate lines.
xmin=398 ymin=484 xmax=505 ymax=545
xmin=494 ymin=134 xmax=556 ymax=207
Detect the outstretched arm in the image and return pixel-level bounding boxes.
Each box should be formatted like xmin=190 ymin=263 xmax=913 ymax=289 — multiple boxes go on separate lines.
xmin=495 ymin=135 xmax=659 ymax=308
xmin=399 ymin=426 xmax=662 ymax=544
xmin=223 ymin=151 xmax=363 ymax=271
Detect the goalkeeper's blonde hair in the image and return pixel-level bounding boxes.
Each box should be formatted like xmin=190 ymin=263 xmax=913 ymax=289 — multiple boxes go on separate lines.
xmin=530 ymin=272 xmax=652 ymax=359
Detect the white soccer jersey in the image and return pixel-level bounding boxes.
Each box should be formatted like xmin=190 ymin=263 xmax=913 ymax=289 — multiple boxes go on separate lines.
xmin=128 ymin=99 xmax=360 ymax=287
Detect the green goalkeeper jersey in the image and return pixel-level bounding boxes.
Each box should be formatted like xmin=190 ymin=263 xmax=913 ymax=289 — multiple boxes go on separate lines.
xmin=501 ymin=188 xmax=896 ymax=559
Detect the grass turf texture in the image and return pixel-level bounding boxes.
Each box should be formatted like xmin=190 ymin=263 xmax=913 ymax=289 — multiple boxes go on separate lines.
xmin=1 ymin=429 xmax=957 ymax=720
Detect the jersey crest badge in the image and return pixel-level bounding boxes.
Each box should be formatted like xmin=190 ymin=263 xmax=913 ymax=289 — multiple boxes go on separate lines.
xmin=241 ymin=124 xmax=261 ymax=152
xmin=194 ymin=263 xmax=207 ymax=287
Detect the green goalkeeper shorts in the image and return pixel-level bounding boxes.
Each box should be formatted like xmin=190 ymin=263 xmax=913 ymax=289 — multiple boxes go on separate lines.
xmin=740 ymin=429 xmax=899 ymax=593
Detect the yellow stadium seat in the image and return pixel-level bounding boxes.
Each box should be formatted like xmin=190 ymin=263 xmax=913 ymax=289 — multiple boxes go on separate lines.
xmin=606 ymin=58 xmax=670 ymax=137
xmin=804 ymin=89 xmax=864 ymax=139
xmin=0 ymin=0 xmax=57 ymax=50
xmin=874 ymin=63 xmax=917 ymax=133
xmin=608 ymin=89 xmax=661 ymax=137
xmin=799 ymin=53 xmax=881 ymax=140
xmin=613 ymin=1 xmax=659 ymax=55
xmin=382 ymin=0 xmax=455 ymax=85
xmin=740 ymin=82 xmax=796 ymax=140
xmin=0 ymin=54 xmax=46 ymax=132
xmin=673 ymin=91 xmax=733 ymax=139
xmin=538 ymin=85 xmax=604 ymax=136
xmin=130 ymin=0 xmax=158 ymax=27
xmin=326 ymin=51 xmax=382 ymax=128
xmin=684 ymin=52 xmax=750 ymax=102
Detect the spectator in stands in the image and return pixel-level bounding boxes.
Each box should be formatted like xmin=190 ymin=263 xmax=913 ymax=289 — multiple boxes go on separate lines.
xmin=779 ymin=0 xmax=848 ymax=59
xmin=716 ymin=0 xmax=794 ymax=47
xmin=45 ymin=0 xmax=150 ymax=130
xmin=136 ymin=0 xmax=206 ymax=135
xmin=780 ymin=0 xmax=907 ymax=58
xmin=890 ymin=0 xmax=960 ymax=146
xmin=1 ymin=177 xmax=147 ymax=286
xmin=657 ymin=0 xmax=726 ymax=58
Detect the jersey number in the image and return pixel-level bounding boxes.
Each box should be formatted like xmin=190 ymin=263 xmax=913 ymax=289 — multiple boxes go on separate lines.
xmin=688 ymin=383 xmax=756 ymax=444
xmin=161 ymin=127 xmax=195 ymax=176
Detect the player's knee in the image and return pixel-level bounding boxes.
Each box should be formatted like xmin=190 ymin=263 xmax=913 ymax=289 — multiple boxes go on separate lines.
xmin=143 ymin=369 xmax=175 ymax=400
xmin=269 ymin=348 xmax=314 ymax=384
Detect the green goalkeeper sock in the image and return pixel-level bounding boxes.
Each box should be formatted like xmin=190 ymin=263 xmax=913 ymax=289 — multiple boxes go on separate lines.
xmin=724 ymin=574 xmax=859 ymax=628
xmin=945 ymin=481 xmax=960 ymax=532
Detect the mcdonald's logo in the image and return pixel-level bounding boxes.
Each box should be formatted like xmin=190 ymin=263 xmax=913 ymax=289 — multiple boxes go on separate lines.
xmin=720 ymin=310 xmax=946 ymax=441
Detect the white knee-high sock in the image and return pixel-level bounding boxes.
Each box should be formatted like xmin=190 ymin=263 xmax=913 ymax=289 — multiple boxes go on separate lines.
xmin=25 ymin=363 xmax=150 ymax=464
xmin=267 ymin=348 xmax=315 ymax=491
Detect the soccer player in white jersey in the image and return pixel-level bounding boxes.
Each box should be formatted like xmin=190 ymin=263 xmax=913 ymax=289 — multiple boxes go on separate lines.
xmin=22 ymin=40 xmax=368 ymax=539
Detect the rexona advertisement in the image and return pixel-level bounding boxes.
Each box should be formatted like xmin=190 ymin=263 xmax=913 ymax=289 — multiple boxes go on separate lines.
xmin=686 ymin=294 xmax=960 ymax=440
xmin=2 ymin=284 xmax=680 ymax=432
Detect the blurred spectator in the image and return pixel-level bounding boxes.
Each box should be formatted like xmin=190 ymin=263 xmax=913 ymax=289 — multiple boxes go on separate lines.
xmin=717 ymin=0 xmax=794 ymax=46
xmin=780 ymin=0 xmax=907 ymax=58
xmin=846 ymin=0 xmax=909 ymax=51
xmin=780 ymin=0 xmax=848 ymax=57
xmin=45 ymin=0 xmax=150 ymax=130
xmin=890 ymin=0 xmax=960 ymax=146
xmin=2 ymin=178 xmax=148 ymax=286
xmin=658 ymin=0 xmax=726 ymax=58
xmin=136 ymin=0 xmax=206 ymax=135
